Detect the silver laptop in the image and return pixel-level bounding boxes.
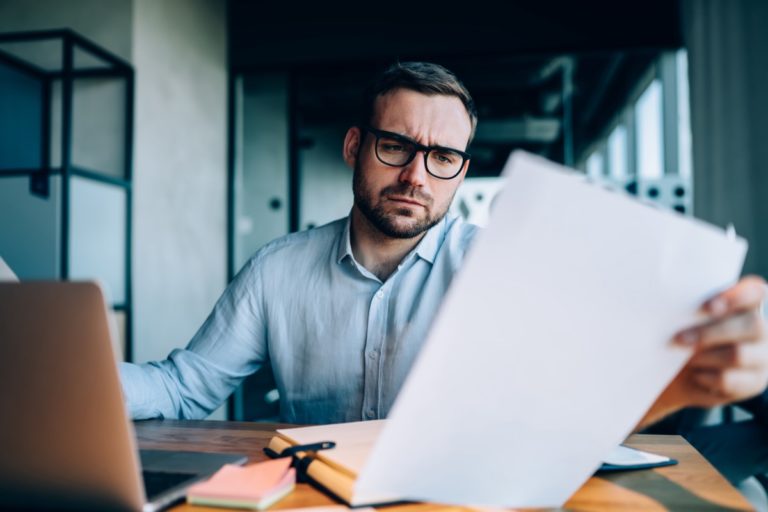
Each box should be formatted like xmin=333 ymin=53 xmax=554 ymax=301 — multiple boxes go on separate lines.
xmin=0 ymin=281 xmax=247 ymax=511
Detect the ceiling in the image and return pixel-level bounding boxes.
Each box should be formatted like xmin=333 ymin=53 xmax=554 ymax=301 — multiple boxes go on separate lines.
xmin=228 ymin=0 xmax=683 ymax=176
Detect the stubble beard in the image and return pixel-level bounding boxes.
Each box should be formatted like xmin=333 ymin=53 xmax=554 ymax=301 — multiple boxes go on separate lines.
xmin=352 ymin=162 xmax=453 ymax=239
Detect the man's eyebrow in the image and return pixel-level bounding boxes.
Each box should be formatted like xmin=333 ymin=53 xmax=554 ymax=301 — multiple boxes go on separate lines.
xmin=381 ymin=129 xmax=415 ymax=141
xmin=384 ymin=129 xmax=464 ymax=151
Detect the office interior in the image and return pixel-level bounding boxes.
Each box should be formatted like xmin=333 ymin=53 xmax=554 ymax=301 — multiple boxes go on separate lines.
xmin=0 ymin=0 xmax=767 ymax=500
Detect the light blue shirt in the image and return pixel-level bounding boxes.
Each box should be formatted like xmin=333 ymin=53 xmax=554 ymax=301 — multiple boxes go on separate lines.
xmin=120 ymin=214 xmax=477 ymax=424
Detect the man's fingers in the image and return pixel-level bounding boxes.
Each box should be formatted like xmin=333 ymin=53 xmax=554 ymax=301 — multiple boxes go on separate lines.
xmin=675 ymin=309 xmax=765 ymax=348
xmin=703 ymin=275 xmax=767 ymax=318
xmin=692 ymin=368 xmax=768 ymax=402
xmin=689 ymin=341 xmax=768 ymax=370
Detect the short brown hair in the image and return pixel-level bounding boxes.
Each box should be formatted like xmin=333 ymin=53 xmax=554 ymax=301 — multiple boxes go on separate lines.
xmin=360 ymin=61 xmax=478 ymax=147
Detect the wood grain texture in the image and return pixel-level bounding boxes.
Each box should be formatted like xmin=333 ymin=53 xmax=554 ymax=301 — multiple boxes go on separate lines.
xmin=134 ymin=420 xmax=752 ymax=512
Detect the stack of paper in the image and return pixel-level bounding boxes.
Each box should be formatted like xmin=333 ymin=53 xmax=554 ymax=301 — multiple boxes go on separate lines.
xmin=187 ymin=458 xmax=295 ymax=510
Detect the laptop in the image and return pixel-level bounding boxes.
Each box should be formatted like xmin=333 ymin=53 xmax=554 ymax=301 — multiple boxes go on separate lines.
xmin=0 ymin=281 xmax=247 ymax=511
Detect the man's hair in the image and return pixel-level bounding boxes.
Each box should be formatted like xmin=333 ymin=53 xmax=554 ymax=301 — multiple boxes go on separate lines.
xmin=360 ymin=61 xmax=478 ymax=147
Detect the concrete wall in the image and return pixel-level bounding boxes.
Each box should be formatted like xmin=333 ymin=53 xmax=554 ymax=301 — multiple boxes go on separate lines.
xmin=131 ymin=0 xmax=227 ymax=368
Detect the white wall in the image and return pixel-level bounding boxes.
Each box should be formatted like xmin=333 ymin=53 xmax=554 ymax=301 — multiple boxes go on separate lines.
xmin=131 ymin=0 xmax=227 ymax=366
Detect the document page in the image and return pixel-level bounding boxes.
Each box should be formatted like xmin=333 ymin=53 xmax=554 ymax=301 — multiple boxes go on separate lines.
xmin=0 ymin=257 xmax=18 ymax=282
xmin=354 ymin=151 xmax=748 ymax=507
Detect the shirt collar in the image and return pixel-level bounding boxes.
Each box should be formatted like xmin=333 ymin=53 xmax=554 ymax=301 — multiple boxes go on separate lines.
xmin=336 ymin=216 xmax=355 ymax=264
xmin=412 ymin=216 xmax=445 ymax=264
xmin=336 ymin=213 xmax=446 ymax=266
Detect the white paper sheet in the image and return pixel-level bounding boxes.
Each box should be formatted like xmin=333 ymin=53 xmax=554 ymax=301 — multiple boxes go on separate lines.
xmin=353 ymin=151 xmax=748 ymax=507
xmin=0 ymin=257 xmax=18 ymax=282
xmin=602 ymin=445 xmax=670 ymax=466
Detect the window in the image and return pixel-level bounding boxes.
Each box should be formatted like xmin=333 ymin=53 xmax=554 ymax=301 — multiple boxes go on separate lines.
xmin=607 ymin=124 xmax=628 ymax=180
xmin=586 ymin=149 xmax=605 ymax=179
xmin=576 ymin=51 xmax=693 ymax=215
xmin=677 ymin=49 xmax=693 ymax=180
xmin=635 ymin=79 xmax=664 ymax=180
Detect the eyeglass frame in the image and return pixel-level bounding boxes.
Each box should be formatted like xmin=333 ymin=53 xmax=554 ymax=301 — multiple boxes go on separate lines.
xmin=360 ymin=126 xmax=471 ymax=180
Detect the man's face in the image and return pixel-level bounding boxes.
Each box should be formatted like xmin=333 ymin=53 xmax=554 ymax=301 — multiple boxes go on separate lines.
xmin=344 ymin=89 xmax=472 ymax=239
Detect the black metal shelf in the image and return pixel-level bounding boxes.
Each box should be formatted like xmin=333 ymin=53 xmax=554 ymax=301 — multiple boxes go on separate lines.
xmin=0 ymin=29 xmax=135 ymax=361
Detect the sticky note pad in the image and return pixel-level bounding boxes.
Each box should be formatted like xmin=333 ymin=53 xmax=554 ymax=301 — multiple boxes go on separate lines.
xmin=187 ymin=458 xmax=295 ymax=510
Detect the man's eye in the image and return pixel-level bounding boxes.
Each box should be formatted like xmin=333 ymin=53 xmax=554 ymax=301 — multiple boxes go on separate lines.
xmin=382 ymin=142 xmax=407 ymax=152
xmin=433 ymin=151 xmax=457 ymax=164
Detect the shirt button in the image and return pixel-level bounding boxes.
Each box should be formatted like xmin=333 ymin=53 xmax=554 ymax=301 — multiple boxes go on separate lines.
xmin=367 ymin=350 xmax=378 ymax=360
xmin=375 ymin=290 xmax=384 ymax=299
xmin=366 ymin=409 xmax=376 ymax=419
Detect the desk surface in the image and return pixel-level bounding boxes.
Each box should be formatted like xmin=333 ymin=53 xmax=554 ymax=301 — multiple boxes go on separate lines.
xmin=135 ymin=420 xmax=753 ymax=512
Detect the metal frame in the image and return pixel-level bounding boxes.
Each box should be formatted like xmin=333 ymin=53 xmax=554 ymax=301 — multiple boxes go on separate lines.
xmin=226 ymin=70 xmax=237 ymax=289
xmin=225 ymin=68 xmax=238 ymax=421
xmin=0 ymin=29 xmax=135 ymax=360
xmin=561 ymin=58 xmax=575 ymax=166
xmin=659 ymin=51 xmax=680 ymax=176
xmin=288 ymin=72 xmax=301 ymax=233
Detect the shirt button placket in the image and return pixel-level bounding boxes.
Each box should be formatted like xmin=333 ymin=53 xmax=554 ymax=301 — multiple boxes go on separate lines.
xmin=362 ymin=286 xmax=386 ymax=420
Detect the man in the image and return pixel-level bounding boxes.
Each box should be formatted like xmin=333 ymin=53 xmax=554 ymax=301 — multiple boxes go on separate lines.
xmin=121 ymin=62 xmax=768 ymax=430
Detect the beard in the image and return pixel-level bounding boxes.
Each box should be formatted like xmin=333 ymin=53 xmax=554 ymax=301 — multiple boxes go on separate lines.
xmin=352 ymin=161 xmax=453 ymax=239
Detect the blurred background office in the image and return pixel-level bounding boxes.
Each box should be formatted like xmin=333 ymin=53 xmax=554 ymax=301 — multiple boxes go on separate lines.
xmin=0 ymin=0 xmax=766 ymax=430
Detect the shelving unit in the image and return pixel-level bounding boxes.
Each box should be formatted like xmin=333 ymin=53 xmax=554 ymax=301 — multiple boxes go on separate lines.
xmin=0 ymin=29 xmax=134 ymax=360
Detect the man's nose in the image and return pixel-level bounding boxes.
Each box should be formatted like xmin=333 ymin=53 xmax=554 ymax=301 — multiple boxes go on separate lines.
xmin=398 ymin=152 xmax=429 ymax=188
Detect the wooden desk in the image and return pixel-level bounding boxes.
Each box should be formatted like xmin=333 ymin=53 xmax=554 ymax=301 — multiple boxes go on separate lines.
xmin=135 ymin=420 xmax=753 ymax=511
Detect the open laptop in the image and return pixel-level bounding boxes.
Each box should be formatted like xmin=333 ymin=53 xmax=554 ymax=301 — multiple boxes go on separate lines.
xmin=0 ymin=281 xmax=247 ymax=511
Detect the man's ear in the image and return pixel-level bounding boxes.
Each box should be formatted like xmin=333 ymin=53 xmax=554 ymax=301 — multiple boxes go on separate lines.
xmin=343 ymin=126 xmax=362 ymax=169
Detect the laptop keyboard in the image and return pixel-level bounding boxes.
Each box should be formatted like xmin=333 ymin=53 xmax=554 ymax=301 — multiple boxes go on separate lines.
xmin=142 ymin=470 xmax=199 ymax=499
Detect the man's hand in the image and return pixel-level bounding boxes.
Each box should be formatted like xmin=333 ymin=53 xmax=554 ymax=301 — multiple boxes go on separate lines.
xmin=639 ymin=275 xmax=768 ymax=428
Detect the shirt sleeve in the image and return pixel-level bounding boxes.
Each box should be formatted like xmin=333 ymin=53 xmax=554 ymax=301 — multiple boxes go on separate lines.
xmin=119 ymin=256 xmax=268 ymax=419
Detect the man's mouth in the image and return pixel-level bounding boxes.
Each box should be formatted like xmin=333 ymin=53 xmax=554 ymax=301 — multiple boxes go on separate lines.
xmin=387 ymin=195 xmax=425 ymax=208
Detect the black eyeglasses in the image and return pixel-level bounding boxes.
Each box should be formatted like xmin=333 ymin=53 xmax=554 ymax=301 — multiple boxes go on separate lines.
xmin=362 ymin=126 xmax=470 ymax=180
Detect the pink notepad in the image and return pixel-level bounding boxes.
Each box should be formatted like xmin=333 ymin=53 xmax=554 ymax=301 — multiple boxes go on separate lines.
xmin=187 ymin=458 xmax=296 ymax=510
